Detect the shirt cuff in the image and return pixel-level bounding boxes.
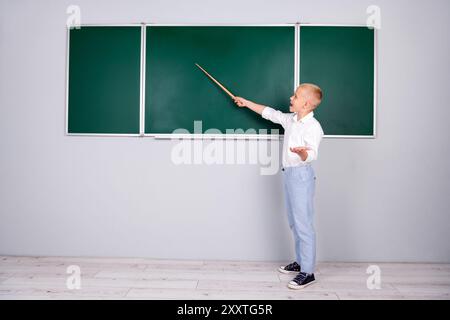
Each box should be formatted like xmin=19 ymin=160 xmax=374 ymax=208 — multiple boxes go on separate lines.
xmin=304 ymin=151 xmax=313 ymax=163
xmin=261 ymin=106 xmax=273 ymax=119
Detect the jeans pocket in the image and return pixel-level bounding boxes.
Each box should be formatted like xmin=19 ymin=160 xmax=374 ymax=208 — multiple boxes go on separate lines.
xmin=298 ymin=168 xmax=313 ymax=182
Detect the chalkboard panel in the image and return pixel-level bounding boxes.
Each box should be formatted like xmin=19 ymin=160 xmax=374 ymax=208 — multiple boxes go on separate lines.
xmin=67 ymin=26 xmax=141 ymax=134
xmin=144 ymin=26 xmax=295 ymax=135
xmin=299 ymin=26 xmax=375 ymax=137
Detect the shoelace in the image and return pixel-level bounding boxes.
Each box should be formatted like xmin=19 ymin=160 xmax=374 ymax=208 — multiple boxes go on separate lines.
xmin=293 ymin=272 xmax=308 ymax=283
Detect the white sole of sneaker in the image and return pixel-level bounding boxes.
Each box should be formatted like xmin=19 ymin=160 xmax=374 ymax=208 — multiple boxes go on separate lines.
xmin=278 ymin=266 xmax=299 ymax=274
xmin=287 ymin=279 xmax=316 ymax=290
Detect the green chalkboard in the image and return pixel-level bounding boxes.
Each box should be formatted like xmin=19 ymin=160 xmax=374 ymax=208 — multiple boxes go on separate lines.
xmin=300 ymin=26 xmax=375 ymax=136
xmin=145 ymin=26 xmax=295 ymax=135
xmin=66 ymin=25 xmax=375 ymax=137
xmin=67 ymin=26 xmax=141 ymax=134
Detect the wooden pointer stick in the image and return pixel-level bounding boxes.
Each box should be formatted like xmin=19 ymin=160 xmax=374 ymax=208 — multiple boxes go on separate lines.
xmin=195 ymin=63 xmax=236 ymax=99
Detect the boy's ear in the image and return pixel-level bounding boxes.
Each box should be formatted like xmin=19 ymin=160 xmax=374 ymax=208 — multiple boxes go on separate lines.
xmin=304 ymin=101 xmax=310 ymax=110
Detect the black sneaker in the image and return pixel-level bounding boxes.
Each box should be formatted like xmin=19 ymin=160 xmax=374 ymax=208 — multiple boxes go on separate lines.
xmin=288 ymin=272 xmax=316 ymax=289
xmin=278 ymin=261 xmax=301 ymax=274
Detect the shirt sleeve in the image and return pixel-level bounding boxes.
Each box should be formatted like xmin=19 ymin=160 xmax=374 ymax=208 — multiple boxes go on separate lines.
xmin=261 ymin=106 xmax=292 ymax=129
xmin=303 ymin=123 xmax=324 ymax=163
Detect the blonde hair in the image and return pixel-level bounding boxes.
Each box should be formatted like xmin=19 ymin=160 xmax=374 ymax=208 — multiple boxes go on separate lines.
xmin=299 ymin=83 xmax=323 ymax=109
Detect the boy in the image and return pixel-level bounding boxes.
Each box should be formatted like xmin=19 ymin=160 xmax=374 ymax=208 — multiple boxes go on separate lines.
xmin=233 ymin=83 xmax=324 ymax=289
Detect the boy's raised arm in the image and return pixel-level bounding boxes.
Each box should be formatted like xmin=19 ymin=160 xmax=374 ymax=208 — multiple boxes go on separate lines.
xmin=234 ymin=96 xmax=291 ymax=128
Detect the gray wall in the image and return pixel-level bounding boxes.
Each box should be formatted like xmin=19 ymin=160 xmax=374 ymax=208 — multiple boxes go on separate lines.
xmin=1 ymin=0 xmax=449 ymax=262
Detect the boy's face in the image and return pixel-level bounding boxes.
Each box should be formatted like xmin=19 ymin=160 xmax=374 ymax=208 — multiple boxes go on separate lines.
xmin=289 ymin=87 xmax=307 ymax=113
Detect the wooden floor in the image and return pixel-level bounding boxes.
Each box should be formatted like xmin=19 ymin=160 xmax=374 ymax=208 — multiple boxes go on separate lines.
xmin=0 ymin=256 xmax=449 ymax=300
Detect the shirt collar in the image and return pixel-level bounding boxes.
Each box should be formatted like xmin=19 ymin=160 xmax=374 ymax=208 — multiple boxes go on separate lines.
xmin=293 ymin=111 xmax=314 ymax=123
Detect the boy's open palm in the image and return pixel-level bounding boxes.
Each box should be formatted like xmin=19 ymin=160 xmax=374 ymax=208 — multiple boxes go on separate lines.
xmin=290 ymin=146 xmax=311 ymax=156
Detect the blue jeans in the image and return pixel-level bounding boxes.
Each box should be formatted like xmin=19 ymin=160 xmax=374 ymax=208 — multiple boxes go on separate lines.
xmin=282 ymin=165 xmax=317 ymax=274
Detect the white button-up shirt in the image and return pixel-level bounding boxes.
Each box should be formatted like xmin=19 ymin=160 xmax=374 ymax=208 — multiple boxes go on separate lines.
xmin=262 ymin=107 xmax=324 ymax=167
